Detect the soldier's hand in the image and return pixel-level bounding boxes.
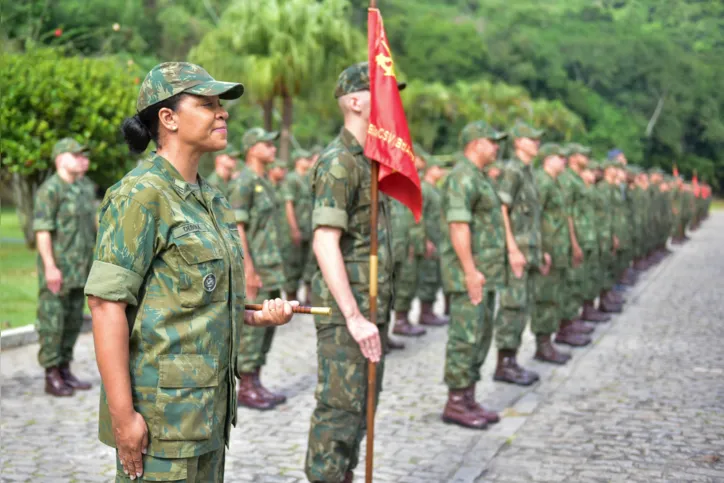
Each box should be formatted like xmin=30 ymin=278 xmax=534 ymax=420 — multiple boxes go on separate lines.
xmin=345 ymin=313 xmax=382 ymax=363
xmin=114 ymin=411 xmax=148 ymax=480
xmin=572 ymin=244 xmax=584 ymax=267
xmin=251 ymin=298 xmax=298 ymax=326
xmin=464 ymin=270 xmax=485 ymax=305
xmin=291 ymin=228 xmax=303 ymax=247
xmin=508 ymin=249 xmax=527 ymax=279
xmin=246 ymin=270 xmax=263 ymax=301
xmin=540 ymin=253 xmax=552 ymax=276
xmin=613 ymin=235 xmax=620 ymax=251
xmin=45 ymin=265 xmax=63 ymax=295
xmin=425 ymin=240 xmax=437 ymax=259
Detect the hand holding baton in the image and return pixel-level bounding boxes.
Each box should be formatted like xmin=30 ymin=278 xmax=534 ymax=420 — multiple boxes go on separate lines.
xmin=244 ymin=304 xmax=332 ymax=316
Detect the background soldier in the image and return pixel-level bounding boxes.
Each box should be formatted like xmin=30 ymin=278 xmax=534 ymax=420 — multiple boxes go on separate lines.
xmin=493 ymin=120 xmax=545 ymax=386
xmin=439 ymin=121 xmax=505 ymax=429
xmin=229 ymin=127 xmax=288 ymax=411
xmin=281 ymin=149 xmax=314 ymax=301
xmin=596 ymin=161 xmax=624 ymax=313
xmin=305 ymin=62 xmax=399 ymax=483
xmin=33 ymin=138 xmax=95 ymax=397
xmin=206 ymin=144 xmax=241 ymax=198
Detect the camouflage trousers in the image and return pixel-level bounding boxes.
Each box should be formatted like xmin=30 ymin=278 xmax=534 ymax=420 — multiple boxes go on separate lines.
xmin=582 ymin=247 xmax=601 ymax=301
xmin=236 ymin=289 xmax=280 ymax=373
xmin=444 ymin=290 xmax=495 ymax=389
xmin=302 ymin=243 xmax=317 ymax=284
xmin=305 ymin=323 xmax=387 ymax=483
xmin=494 ymin=266 xmax=534 ymax=350
xmin=115 ymin=446 xmax=225 ymax=482
xmin=283 ymin=240 xmax=311 ymax=296
xmin=37 ymin=287 xmax=85 ymax=368
xmin=531 ymin=268 xmax=566 ymax=336
xmin=599 ymin=247 xmax=616 ymax=292
xmin=393 ymin=256 xmax=419 ymax=312
xmin=615 ymin=249 xmax=632 ymax=278
xmin=417 ymin=257 xmax=441 ymax=304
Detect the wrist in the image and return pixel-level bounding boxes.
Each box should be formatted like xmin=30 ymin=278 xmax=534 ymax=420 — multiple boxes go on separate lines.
xmin=342 ymin=306 xmax=361 ymax=323
xmin=109 ymin=405 xmax=135 ymax=426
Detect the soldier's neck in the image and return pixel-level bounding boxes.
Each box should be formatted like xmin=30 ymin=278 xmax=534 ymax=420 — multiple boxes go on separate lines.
xmin=344 ymin=117 xmax=368 ymax=148
xmin=57 ymin=168 xmax=79 ymax=184
xmin=424 ymin=172 xmax=438 ymax=184
xmin=543 ymin=165 xmax=558 ymax=178
xmin=515 ymin=149 xmax=533 ymax=165
xmin=246 ymin=157 xmax=266 ymax=177
xmin=216 ymin=166 xmax=232 ymax=181
xmin=157 ymin=146 xmax=200 ymax=183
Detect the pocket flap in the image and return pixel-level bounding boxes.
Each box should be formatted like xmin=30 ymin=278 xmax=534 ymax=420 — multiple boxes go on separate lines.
xmin=175 ymin=239 xmax=222 ymax=265
xmin=159 ymin=355 xmax=219 ymax=388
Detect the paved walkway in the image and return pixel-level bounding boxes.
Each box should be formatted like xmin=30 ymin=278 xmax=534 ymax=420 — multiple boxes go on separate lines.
xmin=2 ymin=214 xmax=723 ymax=482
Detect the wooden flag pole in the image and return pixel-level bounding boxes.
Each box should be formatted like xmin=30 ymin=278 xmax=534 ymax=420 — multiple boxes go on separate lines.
xmin=366 ymin=160 xmax=379 ymax=483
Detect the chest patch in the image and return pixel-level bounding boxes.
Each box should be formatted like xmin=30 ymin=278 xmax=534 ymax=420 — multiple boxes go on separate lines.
xmin=255 ymin=185 xmax=264 ymax=193
xmin=203 ymin=273 xmax=217 ymax=292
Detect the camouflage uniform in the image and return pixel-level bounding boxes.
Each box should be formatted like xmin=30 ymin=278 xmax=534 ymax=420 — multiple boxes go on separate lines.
xmin=85 ymin=153 xmax=245 ymax=480
xmin=280 ymin=168 xmax=313 ymax=295
xmin=612 ymin=178 xmax=631 ymax=278
xmin=228 ymin=165 xmax=285 ymax=374
xmin=532 ymin=169 xmax=571 ymax=336
xmin=305 ymin=128 xmax=394 ymax=483
xmin=417 ymin=179 xmax=444 ymax=304
xmin=595 ymin=176 xmax=618 ymax=292
xmin=494 ymin=156 xmax=542 ymax=350
xmin=391 ymin=197 xmax=421 ymax=313
xmin=557 ymin=166 xmax=586 ymax=321
xmin=205 ymin=172 xmax=234 ymax=200
xmin=579 ymin=178 xmax=602 ymax=301
xmin=33 ymin=160 xmax=96 ymax=368
xmin=440 ymin=152 xmax=506 ymax=389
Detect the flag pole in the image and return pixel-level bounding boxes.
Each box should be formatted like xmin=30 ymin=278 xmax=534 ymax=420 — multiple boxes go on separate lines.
xmin=366 ymin=5 xmax=378 ymax=483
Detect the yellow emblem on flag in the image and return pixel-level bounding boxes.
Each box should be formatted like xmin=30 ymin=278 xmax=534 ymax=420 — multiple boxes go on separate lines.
xmin=375 ymin=39 xmax=397 ymax=78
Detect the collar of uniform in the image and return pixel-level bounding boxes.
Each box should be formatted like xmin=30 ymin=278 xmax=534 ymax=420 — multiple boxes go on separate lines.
xmin=454 ymin=152 xmax=482 ymax=172
xmin=151 ymin=152 xmax=194 ymax=200
xmin=340 ymin=128 xmax=364 ymax=155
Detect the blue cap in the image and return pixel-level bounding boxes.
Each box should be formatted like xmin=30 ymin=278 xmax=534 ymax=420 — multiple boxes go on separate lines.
xmin=607 ymin=149 xmax=623 ymax=160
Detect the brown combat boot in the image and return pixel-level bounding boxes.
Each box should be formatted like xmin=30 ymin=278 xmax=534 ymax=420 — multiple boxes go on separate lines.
xmin=534 ymin=334 xmax=571 ymax=365
xmin=393 ymin=311 xmax=426 ymax=336
xmin=59 ymin=362 xmax=92 ymax=390
xmin=386 ymin=336 xmax=406 ymax=353
xmin=252 ymin=368 xmax=286 ymax=405
xmin=556 ymin=321 xmax=592 ymax=347
xmin=581 ymin=301 xmax=611 ymax=323
xmin=419 ymin=302 xmax=448 ymax=326
xmin=568 ymin=319 xmax=595 ymax=334
xmin=607 ymin=290 xmax=626 ymax=304
xmin=442 ymin=388 xmax=488 ymax=429
xmin=45 ymin=367 xmax=74 ymax=397
xmin=463 ymin=385 xmax=500 ymax=423
xmin=238 ymin=373 xmax=275 ymax=410
xmin=493 ymin=350 xmax=539 ymax=386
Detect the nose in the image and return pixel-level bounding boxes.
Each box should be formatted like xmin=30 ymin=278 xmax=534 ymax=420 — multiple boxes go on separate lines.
xmin=217 ymin=107 xmax=229 ymax=120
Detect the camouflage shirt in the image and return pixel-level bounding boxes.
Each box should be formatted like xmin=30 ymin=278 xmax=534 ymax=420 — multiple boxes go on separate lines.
xmin=558 ymin=168 xmax=588 ymax=242
xmin=280 ymin=171 xmax=313 ymax=240
xmin=310 ymin=128 xmax=394 ymax=325
xmin=497 ymin=156 xmax=542 ymax=268
xmin=440 ymin=153 xmax=507 ymax=294
xmin=535 ymin=170 xmax=571 ymax=268
xmin=390 ymin=198 xmax=416 ymax=264
xmin=577 ymin=182 xmax=600 ymax=250
xmin=205 ymin=171 xmax=234 ymax=200
xmin=33 ymin=173 xmax=97 ymax=291
xmin=593 ymin=182 xmax=615 ymax=251
xmin=422 ymin=180 xmax=443 ymax=247
xmin=84 ymin=153 xmax=246 ymax=459
xmin=228 ymin=166 xmax=285 ymax=289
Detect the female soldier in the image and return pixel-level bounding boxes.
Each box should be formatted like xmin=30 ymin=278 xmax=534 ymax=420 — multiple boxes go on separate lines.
xmin=84 ymin=62 xmax=296 ymax=482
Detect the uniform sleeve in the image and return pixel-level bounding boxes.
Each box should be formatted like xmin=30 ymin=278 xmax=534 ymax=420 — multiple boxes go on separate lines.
xmin=32 ymin=183 xmax=59 ymax=232
xmin=444 ymin=171 xmax=478 ymax=223
xmin=84 ymin=195 xmax=156 ymax=306
xmin=280 ymin=176 xmax=297 ymax=202
xmin=537 ymin=175 xmax=550 ymax=208
xmin=228 ymin=176 xmax=252 ymax=225
xmin=312 ymin=156 xmax=354 ymax=231
xmin=496 ymin=166 xmax=519 ymax=207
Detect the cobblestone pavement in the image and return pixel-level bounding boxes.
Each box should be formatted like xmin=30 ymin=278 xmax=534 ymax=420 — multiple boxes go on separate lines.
xmin=2 ymin=214 xmax=724 ymax=483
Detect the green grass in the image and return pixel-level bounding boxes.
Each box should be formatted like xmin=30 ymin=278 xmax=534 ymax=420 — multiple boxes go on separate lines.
xmin=0 ymin=209 xmax=38 ymax=330
xmin=711 ymin=198 xmax=724 ymax=211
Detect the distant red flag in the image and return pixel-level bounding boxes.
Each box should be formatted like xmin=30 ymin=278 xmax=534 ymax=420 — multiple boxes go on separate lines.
xmin=673 ymin=163 xmax=679 ymax=177
xmin=365 ymin=7 xmax=422 ymax=222
xmin=693 ymin=171 xmax=700 ymax=197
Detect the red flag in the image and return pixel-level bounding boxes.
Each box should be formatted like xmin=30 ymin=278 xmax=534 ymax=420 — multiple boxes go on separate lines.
xmin=365 ymin=8 xmax=422 ymax=222
xmin=673 ymin=163 xmax=679 ymax=177
xmin=693 ymin=171 xmax=700 ymax=198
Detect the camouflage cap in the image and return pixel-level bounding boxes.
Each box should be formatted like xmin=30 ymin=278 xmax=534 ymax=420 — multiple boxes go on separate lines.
xmin=334 ymin=61 xmax=407 ymax=98
xmin=219 ymin=144 xmax=241 ymax=158
xmin=627 ymin=165 xmax=643 ymax=175
xmin=459 ymin=120 xmax=507 ymax=148
xmin=538 ymin=143 xmax=566 ymax=158
xmin=586 ymin=160 xmax=602 ymax=171
xmin=242 ymin=127 xmax=280 ymax=152
xmin=269 ymin=159 xmax=288 ymax=170
xmin=508 ymin=120 xmax=545 ymax=140
xmin=413 ymin=142 xmax=431 ymax=162
xmin=565 ymin=143 xmax=592 ymax=156
xmin=137 ymin=62 xmax=244 ymax=112
xmin=52 ymin=138 xmax=87 ymax=159
xmin=648 ymin=166 xmax=665 ymax=175
xmin=292 ymin=148 xmax=312 ymax=161
xmin=426 ymin=155 xmax=454 ymax=169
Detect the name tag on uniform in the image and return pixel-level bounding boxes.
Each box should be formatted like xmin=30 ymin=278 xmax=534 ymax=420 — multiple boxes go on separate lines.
xmin=172 ymin=223 xmax=206 ymax=238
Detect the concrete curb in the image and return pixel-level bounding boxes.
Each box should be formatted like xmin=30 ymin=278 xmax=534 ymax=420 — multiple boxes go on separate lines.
xmin=0 ymin=318 xmax=92 ymax=351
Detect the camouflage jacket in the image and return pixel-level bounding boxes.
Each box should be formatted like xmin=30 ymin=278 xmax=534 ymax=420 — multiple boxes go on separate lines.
xmin=576 ymin=182 xmax=599 ymax=251
xmin=422 ymin=180 xmax=443 ymax=248
xmin=33 ymin=173 xmax=97 ymax=291
xmin=559 ymin=168 xmax=589 ymax=244
xmin=205 ymin=171 xmax=234 ymax=200
xmin=612 ymin=183 xmax=631 ymax=249
xmin=84 ymin=153 xmax=246 ymax=459
xmin=280 ymin=171 xmax=313 ymax=241
xmin=273 ymin=182 xmax=291 ymax=252
xmin=310 ymin=128 xmax=394 ymax=325
xmin=440 ymin=153 xmax=507 ymax=293
xmin=535 ymin=170 xmax=571 ymax=268
xmin=228 ymin=166 xmax=285 ymax=289
xmin=497 ymin=156 xmax=542 ymax=268
xmin=593 ymin=182 xmax=615 ymax=252
xmin=390 ymin=198 xmax=416 ymax=263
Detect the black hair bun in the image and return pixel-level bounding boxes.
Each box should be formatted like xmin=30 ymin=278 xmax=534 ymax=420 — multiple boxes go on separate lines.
xmin=121 ymin=115 xmax=151 ymax=154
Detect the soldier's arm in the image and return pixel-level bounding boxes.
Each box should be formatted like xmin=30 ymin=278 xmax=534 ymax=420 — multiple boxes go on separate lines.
xmin=228 ymin=177 xmax=258 ymax=279
xmin=282 ymin=177 xmax=302 ymax=244
xmin=33 ymin=184 xmax=63 ymax=293
xmin=497 ymin=168 xmax=524 ymax=258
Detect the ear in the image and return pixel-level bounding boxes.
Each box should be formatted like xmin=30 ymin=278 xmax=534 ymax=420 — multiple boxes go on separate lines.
xmin=158 ymin=107 xmax=178 ymax=132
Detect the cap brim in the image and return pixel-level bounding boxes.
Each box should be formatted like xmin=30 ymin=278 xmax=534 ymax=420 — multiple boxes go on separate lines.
xmin=492 ymin=132 xmax=508 ymax=141
xmin=397 ymin=82 xmax=407 ymax=92
xmin=186 ymin=81 xmax=245 ymax=100
xmin=261 ymin=131 xmax=280 ymax=142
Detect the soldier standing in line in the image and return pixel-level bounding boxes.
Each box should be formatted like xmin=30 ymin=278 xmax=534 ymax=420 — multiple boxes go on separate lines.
xmin=33 ymin=138 xmax=96 ymax=397
xmin=229 ymin=127 xmax=289 ymax=411
xmin=305 ymin=62 xmax=402 ymax=483
xmin=280 ymin=149 xmax=314 ymax=301
xmin=492 ymin=120 xmax=545 ymax=386
xmin=532 ymin=143 xmax=587 ymax=363
xmin=206 ymin=144 xmax=241 ymax=199
xmin=439 ymin=120 xmax=505 ymax=429
xmin=596 ymin=161 xmax=624 ymax=313
xmin=417 ymin=152 xmax=453 ymax=326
